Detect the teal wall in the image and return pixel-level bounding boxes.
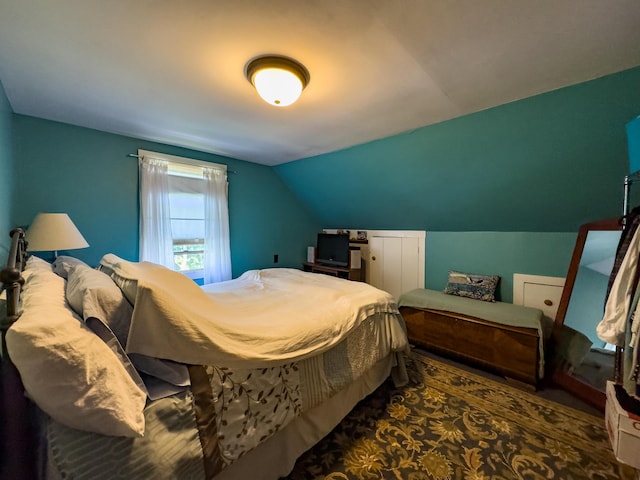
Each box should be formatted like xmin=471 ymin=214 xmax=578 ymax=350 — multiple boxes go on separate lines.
xmin=12 ymin=115 xmax=320 ymax=277
xmin=426 ymin=232 xmax=576 ymax=303
xmin=0 ymin=80 xmax=13 ymax=265
xmin=276 ymin=67 xmax=640 ymax=301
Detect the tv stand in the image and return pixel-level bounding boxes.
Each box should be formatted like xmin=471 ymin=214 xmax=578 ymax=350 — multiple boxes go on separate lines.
xmin=302 ymin=262 xmax=363 ymax=281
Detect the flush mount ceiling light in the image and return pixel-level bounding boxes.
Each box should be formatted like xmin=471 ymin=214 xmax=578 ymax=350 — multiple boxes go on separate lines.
xmin=245 ymin=55 xmax=310 ymax=107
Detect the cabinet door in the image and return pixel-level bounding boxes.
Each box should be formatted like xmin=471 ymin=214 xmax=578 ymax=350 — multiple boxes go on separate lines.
xmin=513 ymin=274 xmax=565 ymax=322
xmin=369 ymin=235 xmax=422 ymax=300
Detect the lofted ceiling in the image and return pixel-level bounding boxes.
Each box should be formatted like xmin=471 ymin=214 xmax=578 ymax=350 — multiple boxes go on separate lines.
xmin=1 ymin=1 xmax=640 ymax=166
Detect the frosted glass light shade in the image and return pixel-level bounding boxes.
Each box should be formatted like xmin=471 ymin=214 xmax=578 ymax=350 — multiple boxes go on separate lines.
xmin=253 ymin=68 xmax=303 ymax=107
xmin=245 ymin=55 xmax=310 ymax=107
xmin=26 ymin=213 xmax=89 ymax=253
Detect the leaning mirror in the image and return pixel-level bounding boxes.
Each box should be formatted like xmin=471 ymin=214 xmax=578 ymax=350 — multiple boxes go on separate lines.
xmin=550 ymin=217 xmax=622 ymax=411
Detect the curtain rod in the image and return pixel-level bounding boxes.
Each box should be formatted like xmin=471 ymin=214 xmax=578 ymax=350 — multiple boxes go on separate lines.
xmin=127 ymin=153 xmax=237 ymax=174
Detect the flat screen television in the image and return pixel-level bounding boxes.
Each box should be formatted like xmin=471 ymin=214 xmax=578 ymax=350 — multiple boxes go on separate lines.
xmin=316 ymin=233 xmax=350 ymax=267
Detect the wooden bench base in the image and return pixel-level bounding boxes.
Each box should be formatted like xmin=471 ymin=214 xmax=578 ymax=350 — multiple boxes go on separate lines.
xmin=399 ymin=306 xmax=540 ymax=388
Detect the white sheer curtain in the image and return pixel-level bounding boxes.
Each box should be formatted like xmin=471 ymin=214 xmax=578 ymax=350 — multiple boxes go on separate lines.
xmin=139 ymin=152 xmax=232 ymax=284
xmin=203 ymin=167 xmax=231 ymax=283
xmin=139 ymin=156 xmax=175 ymax=268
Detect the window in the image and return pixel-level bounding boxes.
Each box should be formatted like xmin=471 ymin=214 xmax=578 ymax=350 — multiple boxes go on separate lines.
xmin=168 ymin=164 xmax=206 ymax=278
xmin=138 ymin=150 xmax=232 ymax=284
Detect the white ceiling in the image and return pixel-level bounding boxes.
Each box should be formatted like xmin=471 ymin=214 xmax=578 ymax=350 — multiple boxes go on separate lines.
xmin=1 ymin=1 xmax=640 ymax=166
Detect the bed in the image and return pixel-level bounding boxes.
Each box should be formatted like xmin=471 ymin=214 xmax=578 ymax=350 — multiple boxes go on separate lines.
xmin=398 ymin=288 xmax=548 ymax=388
xmin=0 ymin=229 xmax=409 ymax=479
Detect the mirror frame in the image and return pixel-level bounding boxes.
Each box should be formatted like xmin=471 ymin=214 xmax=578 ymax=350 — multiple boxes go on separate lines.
xmin=550 ymin=217 xmax=622 ymax=411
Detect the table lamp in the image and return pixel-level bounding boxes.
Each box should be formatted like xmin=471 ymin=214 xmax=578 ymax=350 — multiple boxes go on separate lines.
xmin=25 ymin=213 xmax=89 ymax=259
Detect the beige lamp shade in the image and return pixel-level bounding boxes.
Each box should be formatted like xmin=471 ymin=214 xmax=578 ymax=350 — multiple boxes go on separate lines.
xmin=26 ymin=213 xmax=89 ymax=254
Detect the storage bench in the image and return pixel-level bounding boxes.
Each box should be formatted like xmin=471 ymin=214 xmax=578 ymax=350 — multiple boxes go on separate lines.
xmin=398 ymin=289 xmax=546 ymax=388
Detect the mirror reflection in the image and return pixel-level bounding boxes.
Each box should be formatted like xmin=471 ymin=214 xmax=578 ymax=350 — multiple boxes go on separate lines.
xmin=562 ymin=229 xmax=621 ymax=392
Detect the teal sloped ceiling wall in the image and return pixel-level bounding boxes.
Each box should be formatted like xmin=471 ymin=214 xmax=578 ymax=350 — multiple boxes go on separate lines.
xmin=275 ymin=67 xmax=640 ymax=232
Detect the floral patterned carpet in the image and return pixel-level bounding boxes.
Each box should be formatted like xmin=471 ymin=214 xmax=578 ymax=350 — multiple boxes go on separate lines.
xmin=287 ymin=350 xmax=636 ymax=479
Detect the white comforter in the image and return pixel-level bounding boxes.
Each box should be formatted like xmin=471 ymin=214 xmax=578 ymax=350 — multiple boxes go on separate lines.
xmin=109 ymin=258 xmax=404 ymax=368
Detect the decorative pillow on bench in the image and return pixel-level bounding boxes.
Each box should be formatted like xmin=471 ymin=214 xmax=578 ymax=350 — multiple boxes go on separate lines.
xmin=444 ymin=270 xmax=500 ymax=302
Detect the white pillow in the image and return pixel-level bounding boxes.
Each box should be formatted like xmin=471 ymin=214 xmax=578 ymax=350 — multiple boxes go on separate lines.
xmin=25 ymin=255 xmax=51 ymax=269
xmin=66 ymin=263 xmax=190 ymax=395
xmin=98 ymin=253 xmax=147 ymax=304
xmin=21 ymin=254 xmax=53 ymax=280
xmin=5 ymin=261 xmax=147 ymax=437
xmin=52 ymin=255 xmax=89 ymax=279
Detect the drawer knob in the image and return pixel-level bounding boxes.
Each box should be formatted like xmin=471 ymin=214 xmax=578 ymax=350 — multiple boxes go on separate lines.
xmin=544 ymin=299 xmax=553 ymax=306
xmin=371 ymin=256 xmax=377 ymax=261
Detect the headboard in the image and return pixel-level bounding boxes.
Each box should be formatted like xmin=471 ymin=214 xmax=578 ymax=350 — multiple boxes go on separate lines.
xmin=1 ymin=228 xmax=27 ymax=350
xmin=1 ymin=228 xmax=36 ymax=479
